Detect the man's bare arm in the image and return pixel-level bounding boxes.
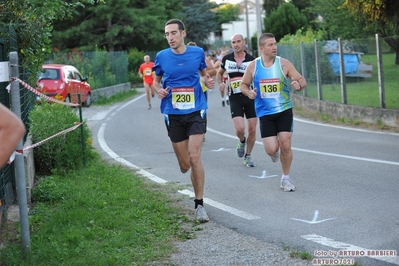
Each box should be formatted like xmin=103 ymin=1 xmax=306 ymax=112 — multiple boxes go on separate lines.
xmin=0 ymin=104 xmax=26 ymax=166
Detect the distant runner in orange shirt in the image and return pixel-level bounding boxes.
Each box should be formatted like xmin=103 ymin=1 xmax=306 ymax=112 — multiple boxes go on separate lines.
xmin=138 ymin=55 xmax=155 ymax=110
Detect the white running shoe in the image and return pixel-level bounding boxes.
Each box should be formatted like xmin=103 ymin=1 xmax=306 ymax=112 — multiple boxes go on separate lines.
xmin=280 ymin=178 xmax=295 ymax=192
xmin=271 ymin=151 xmax=280 ymax=163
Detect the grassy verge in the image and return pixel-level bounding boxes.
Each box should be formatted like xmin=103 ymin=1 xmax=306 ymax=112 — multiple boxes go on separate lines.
xmin=301 ymin=53 xmax=399 ymax=109
xmin=0 ymin=157 xmax=197 ymax=265
xmin=93 ymin=88 xmax=138 ymax=106
xmin=294 ymin=105 xmax=399 ymax=132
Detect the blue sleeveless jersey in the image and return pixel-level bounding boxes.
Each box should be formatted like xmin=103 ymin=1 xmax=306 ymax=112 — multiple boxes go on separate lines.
xmin=153 ymin=46 xmax=208 ymax=115
xmin=253 ymin=56 xmax=293 ymax=117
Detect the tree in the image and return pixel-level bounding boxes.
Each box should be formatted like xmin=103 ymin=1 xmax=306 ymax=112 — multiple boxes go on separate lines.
xmin=214 ymin=3 xmax=241 ymax=32
xmin=1 ymin=0 xmax=102 ymax=82
xmin=264 ymin=3 xmax=308 ymax=42
xmin=263 ymin=0 xmax=282 ymax=16
xmin=51 ymin=0 xmax=183 ymax=52
xmin=308 ymin=0 xmax=373 ymax=40
xmin=342 ymin=0 xmax=399 ymax=64
xmin=180 ymin=0 xmax=218 ymax=48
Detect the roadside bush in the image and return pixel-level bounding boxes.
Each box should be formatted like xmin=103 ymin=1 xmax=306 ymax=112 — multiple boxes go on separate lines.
xmin=128 ymin=48 xmax=146 ymax=84
xmin=48 ymin=48 xmax=129 ymax=90
xmin=29 ymin=102 xmax=95 ymax=175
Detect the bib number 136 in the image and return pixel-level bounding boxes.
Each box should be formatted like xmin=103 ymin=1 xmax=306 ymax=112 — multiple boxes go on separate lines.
xmin=259 ymin=78 xmax=281 ymax=98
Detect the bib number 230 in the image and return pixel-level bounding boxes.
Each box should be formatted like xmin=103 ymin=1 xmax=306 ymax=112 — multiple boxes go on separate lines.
xmin=172 ymin=87 xmax=195 ymax=109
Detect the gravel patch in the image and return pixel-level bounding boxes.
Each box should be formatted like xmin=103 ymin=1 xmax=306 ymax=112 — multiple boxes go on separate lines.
xmin=169 ymin=221 xmax=313 ymax=266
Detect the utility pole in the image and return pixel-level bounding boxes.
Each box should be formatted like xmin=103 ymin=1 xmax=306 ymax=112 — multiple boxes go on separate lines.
xmin=256 ymin=0 xmax=262 ymax=56
xmin=245 ymin=0 xmax=251 ymax=52
xmin=10 ymin=51 xmax=31 ymax=254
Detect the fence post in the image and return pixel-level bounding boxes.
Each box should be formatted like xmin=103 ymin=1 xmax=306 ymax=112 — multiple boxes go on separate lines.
xmin=300 ymin=42 xmax=307 ymax=96
xmin=314 ymin=39 xmax=323 ymax=100
xmin=375 ymin=34 xmax=386 ymax=109
xmin=77 ymin=94 xmax=86 ymax=166
xmin=9 ymin=51 xmax=31 ymax=254
xmin=338 ymin=38 xmax=347 ymax=104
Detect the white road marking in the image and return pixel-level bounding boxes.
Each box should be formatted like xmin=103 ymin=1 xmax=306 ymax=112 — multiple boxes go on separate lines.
xmin=98 ymin=123 xmax=167 ymax=185
xmin=94 ymin=94 xmax=397 ymax=225
xmin=178 ymin=189 xmax=260 ymax=220
xmin=291 ymin=210 xmax=335 ymax=224
xmin=207 ymin=127 xmax=399 ymax=166
xmin=96 ymin=97 xmax=260 ymax=220
xmin=302 ymin=234 xmax=399 ymax=265
xmin=294 ymin=117 xmax=399 ymax=136
xmin=211 ymin=148 xmax=231 ymax=152
xmin=249 ymin=170 xmax=278 ymax=179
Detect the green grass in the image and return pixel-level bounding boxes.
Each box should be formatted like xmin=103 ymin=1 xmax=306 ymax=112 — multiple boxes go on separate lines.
xmin=301 ymin=53 xmax=399 ymax=109
xmin=289 ymin=249 xmax=313 ymax=260
xmin=0 ymin=157 xmax=196 ymax=266
xmin=93 ymin=88 xmax=138 ymax=106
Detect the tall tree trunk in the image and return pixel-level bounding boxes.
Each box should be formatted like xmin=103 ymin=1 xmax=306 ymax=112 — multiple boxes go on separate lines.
xmin=384 ymin=36 xmax=399 ymax=65
xmin=106 ymin=19 xmax=114 ymax=51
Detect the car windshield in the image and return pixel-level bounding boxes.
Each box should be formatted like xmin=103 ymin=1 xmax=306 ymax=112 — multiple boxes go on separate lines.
xmin=38 ymin=69 xmax=60 ymax=80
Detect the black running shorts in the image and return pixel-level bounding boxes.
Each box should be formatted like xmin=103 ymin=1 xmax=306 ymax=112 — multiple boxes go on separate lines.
xmin=259 ymin=108 xmax=294 ymax=138
xmin=229 ymin=93 xmax=256 ymax=119
xmin=164 ymin=110 xmax=206 ymax=143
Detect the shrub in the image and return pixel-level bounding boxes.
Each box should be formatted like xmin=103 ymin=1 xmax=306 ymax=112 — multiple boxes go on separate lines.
xmin=128 ymin=48 xmax=146 ymax=84
xmin=29 ymin=102 xmax=95 ymax=175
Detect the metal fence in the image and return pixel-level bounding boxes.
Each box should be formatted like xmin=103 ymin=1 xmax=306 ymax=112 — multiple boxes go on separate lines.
xmin=0 ymin=26 xmax=33 ymax=207
xmin=278 ymin=35 xmax=398 ymax=110
xmin=47 ymin=51 xmax=129 ymax=90
xmin=0 ymin=26 xmax=130 ymax=209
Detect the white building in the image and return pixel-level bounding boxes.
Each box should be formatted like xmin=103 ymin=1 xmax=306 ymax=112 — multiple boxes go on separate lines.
xmin=210 ymin=0 xmax=265 ymax=47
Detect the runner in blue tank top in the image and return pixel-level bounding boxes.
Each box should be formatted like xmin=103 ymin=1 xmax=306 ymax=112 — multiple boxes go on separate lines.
xmin=240 ymin=33 xmax=307 ymax=192
xmin=152 ymin=19 xmax=215 ymax=222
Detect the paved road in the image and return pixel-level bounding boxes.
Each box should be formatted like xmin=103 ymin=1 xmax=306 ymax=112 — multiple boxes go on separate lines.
xmin=84 ymin=89 xmax=399 ymax=266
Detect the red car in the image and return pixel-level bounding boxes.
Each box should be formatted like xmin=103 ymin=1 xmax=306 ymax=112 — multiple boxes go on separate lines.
xmin=36 ymin=64 xmax=92 ymax=107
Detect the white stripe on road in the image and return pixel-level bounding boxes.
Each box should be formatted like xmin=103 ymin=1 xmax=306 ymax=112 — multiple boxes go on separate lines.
xmin=302 ymin=234 xmax=399 ymax=265
xmin=178 ymin=189 xmax=260 ymax=220
xmin=97 ymin=117 xmax=259 ymax=220
xmin=294 ymin=117 xmax=399 ymax=136
xmin=206 ymin=127 xmax=399 ymax=166
xmin=98 ymin=123 xmax=168 ymax=184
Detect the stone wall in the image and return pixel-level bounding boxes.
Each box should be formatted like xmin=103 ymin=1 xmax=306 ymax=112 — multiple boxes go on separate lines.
xmin=292 ymin=94 xmax=399 ymax=128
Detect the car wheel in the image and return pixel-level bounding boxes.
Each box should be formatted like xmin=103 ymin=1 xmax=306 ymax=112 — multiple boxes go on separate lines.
xmin=83 ymin=93 xmax=91 ymax=107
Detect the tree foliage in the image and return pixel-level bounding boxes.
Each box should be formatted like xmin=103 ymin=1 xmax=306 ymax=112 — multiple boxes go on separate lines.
xmin=51 ymin=0 xmax=183 ymax=52
xmin=214 ymin=3 xmax=241 ymax=31
xmin=279 ymin=28 xmax=327 ymax=45
xmin=180 ymin=0 xmax=218 ymax=48
xmin=341 ymin=0 xmax=399 ymax=64
xmin=308 ymin=0 xmax=373 ymax=40
xmin=264 ymin=3 xmax=308 ymax=42
xmin=263 ymin=0 xmax=282 ymax=15
xmin=1 ymin=0 xmax=102 ymax=82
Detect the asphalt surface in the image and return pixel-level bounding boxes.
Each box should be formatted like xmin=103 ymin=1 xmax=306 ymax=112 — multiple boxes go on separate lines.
xmin=83 ymin=88 xmax=399 ymax=266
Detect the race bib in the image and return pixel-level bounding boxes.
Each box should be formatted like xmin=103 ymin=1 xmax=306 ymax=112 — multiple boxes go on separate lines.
xmin=259 ymin=78 xmax=281 ymax=98
xmin=171 ymin=87 xmax=195 ymax=109
xmin=230 ymin=77 xmax=242 ymax=94
xmin=144 ymin=68 xmax=152 ymax=76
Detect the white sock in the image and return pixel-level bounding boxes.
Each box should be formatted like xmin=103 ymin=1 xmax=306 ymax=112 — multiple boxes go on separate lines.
xmin=282 ymin=175 xmax=289 ymax=180
xmin=225 ymin=96 xmax=229 ymax=100
xmin=221 ymin=98 xmax=224 ymax=101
